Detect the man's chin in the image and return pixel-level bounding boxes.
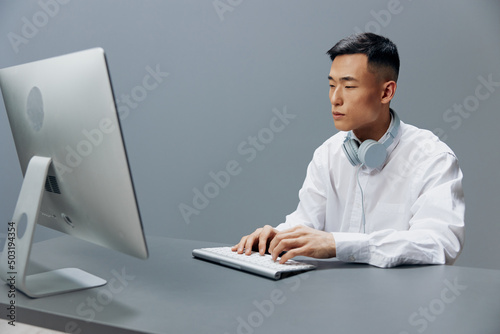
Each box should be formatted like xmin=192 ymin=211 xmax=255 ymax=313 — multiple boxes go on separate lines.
xmin=333 ymin=120 xmax=351 ymax=132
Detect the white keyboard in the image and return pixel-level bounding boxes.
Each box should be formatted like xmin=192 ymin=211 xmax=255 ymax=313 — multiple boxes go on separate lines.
xmin=192 ymin=247 xmax=316 ymax=280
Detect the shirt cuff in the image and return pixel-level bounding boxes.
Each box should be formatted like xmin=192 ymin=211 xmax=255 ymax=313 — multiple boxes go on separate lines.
xmin=332 ymin=232 xmax=371 ymax=263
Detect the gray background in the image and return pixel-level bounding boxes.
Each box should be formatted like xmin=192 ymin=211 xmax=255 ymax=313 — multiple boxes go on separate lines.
xmin=0 ymin=0 xmax=499 ymax=270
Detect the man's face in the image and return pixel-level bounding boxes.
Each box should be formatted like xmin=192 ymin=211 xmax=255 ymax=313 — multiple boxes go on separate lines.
xmin=328 ymin=53 xmax=390 ymax=141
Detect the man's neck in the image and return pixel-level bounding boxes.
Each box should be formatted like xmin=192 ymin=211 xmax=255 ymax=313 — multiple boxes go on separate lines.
xmin=353 ymin=108 xmax=392 ymax=142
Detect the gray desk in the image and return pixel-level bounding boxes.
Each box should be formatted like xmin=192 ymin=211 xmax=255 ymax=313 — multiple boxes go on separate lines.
xmin=1 ymin=235 xmax=500 ymax=334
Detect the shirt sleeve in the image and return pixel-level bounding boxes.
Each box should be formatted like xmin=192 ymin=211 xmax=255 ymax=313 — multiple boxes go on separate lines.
xmin=275 ymin=147 xmax=327 ymax=232
xmin=333 ymin=152 xmax=465 ymax=268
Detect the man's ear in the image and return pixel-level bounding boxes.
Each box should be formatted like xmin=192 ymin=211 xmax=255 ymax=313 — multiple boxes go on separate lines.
xmin=381 ymin=80 xmax=397 ymax=104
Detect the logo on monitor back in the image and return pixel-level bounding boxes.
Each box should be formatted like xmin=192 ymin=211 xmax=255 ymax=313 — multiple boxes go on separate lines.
xmin=26 ymin=86 xmax=44 ymax=131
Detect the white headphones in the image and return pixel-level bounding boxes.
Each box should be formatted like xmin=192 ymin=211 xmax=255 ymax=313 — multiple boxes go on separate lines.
xmin=342 ymin=109 xmax=400 ymax=169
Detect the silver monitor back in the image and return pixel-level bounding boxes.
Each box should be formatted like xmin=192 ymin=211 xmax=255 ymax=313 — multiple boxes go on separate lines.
xmin=0 ymin=48 xmax=148 ymax=291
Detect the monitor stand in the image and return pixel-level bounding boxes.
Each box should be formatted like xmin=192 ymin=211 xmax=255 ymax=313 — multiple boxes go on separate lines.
xmin=0 ymin=156 xmax=106 ymax=298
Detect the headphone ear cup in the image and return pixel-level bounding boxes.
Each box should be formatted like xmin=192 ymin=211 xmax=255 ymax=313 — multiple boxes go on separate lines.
xmin=342 ymin=138 xmax=361 ymax=166
xmin=358 ymin=140 xmax=387 ymax=169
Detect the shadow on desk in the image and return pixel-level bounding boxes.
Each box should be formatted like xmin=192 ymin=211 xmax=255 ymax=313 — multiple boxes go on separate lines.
xmin=299 ymin=258 xmax=437 ymax=271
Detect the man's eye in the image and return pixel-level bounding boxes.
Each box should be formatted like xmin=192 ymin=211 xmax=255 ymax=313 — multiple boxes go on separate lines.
xmin=345 ymin=86 xmax=356 ymax=89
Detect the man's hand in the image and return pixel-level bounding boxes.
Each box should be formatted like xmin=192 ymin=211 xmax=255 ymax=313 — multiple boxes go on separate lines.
xmin=232 ymin=225 xmax=336 ymax=264
xmin=269 ymin=225 xmax=336 ymax=264
xmin=231 ymin=225 xmax=278 ymax=256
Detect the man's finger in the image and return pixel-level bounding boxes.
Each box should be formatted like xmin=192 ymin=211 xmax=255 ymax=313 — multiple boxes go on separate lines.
xmin=258 ymin=225 xmax=274 ymax=255
xmin=271 ymin=237 xmax=302 ymax=261
xmin=243 ymin=235 xmax=256 ymax=255
xmin=278 ymin=247 xmax=305 ymax=264
xmin=234 ymin=235 xmax=248 ymax=253
xmin=268 ymin=227 xmax=303 ymax=255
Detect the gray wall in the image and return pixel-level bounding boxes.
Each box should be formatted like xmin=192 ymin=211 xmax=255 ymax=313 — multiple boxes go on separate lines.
xmin=1 ymin=0 xmax=499 ymax=270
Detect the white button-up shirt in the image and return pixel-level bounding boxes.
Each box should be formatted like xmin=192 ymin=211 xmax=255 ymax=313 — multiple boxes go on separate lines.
xmin=276 ymin=119 xmax=465 ymax=268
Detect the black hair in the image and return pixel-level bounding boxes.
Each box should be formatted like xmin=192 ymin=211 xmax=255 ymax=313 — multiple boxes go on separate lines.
xmin=326 ymin=33 xmax=400 ymax=81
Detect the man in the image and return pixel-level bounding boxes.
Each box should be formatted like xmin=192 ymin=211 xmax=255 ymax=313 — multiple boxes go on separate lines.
xmin=232 ymin=33 xmax=465 ymax=268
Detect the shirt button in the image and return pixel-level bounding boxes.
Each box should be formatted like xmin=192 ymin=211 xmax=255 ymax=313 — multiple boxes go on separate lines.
xmin=348 ymin=255 xmax=356 ymax=262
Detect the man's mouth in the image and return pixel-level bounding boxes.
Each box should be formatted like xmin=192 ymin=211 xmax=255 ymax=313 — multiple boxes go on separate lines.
xmin=332 ymin=111 xmax=345 ymax=119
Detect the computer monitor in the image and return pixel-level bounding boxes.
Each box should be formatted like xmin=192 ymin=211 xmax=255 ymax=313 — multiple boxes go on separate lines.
xmin=0 ymin=48 xmax=149 ymax=298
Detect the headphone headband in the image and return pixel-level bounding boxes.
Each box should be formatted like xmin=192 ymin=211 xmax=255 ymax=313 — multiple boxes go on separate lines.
xmin=379 ymin=109 xmax=400 ymax=150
